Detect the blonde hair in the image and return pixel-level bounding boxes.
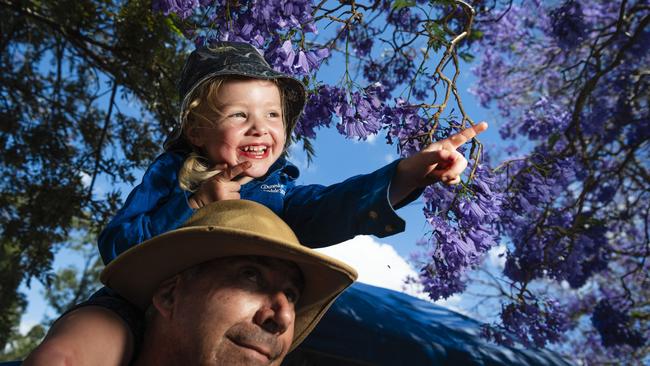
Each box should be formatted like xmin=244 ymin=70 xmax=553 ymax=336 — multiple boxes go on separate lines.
xmin=178 ymin=77 xmax=289 ymax=192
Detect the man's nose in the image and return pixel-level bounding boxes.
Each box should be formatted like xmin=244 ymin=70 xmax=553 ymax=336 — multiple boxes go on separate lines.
xmin=253 ymin=291 xmax=294 ymax=335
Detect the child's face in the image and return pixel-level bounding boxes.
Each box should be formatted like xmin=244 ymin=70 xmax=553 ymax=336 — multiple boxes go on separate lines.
xmin=190 ymin=79 xmax=287 ymax=179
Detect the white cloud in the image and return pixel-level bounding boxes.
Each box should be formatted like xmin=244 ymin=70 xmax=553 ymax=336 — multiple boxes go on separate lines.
xmin=80 ymin=171 xmax=92 ymax=188
xmin=350 ymin=132 xmax=378 ymax=145
xmin=315 ymin=236 xmax=471 ymax=314
xmin=487 ymin=244 xmax=507 ymax=269
xmin=435 ymin=294 xmax=470 ymax=316
xmin=315 ymin=235 xmax=424 ymax=298
xmin=364 ymin=133 xmax=378 ymax=144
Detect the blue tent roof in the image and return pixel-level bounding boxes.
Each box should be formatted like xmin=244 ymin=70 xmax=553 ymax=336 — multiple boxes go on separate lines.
xmin=283 ymin=283 xmax=573 ymax=366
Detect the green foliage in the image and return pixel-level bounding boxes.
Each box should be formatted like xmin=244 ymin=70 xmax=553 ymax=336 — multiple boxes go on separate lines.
xmin=0 ymin=223 xmax=101 ymax=359
xmin=392 ymin=0 xmax=416 ymax=10
xmin=431 ymin=0 xmax=456 ymax=6
xmin=458 ymin=51 xmax=474 ymax=63
xmin=0 ymin=324 xmax=45 ymax=362
xmin=0 ymin=0 xmax=186 ymax=346
xmin=425 ymin=21 xmax=448 ymax=51
xmin=42 ymin=235 xmax=103 ymax=319
xmin=0 ymin=243 xmax=26 ymax=352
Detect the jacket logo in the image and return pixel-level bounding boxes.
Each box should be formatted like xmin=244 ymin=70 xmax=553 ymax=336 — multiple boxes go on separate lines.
xmin=260 ymin=184 xmax=285 ymax=195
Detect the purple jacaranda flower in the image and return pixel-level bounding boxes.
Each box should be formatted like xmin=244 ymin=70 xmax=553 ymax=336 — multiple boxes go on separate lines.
xmin=384 ymin=99 xmax=430 ymax=157
xmin=296 ymin=85 xmax=345 ymax=138
xmin=278 ymin=40 xmax=296 ymax=69
xmin=305 ymin=48 xmax=330 ymax=69
xmin=267 ymin=40 xmax=328 ymax=76
xmin=592 ymin=299 xmax=646 ymax=348
xmin=550 ymin=0 xmax=586 ymax=49
xmin=387 ymin=7 xmax=421 ymax=33
xmin=489 ymin=300 xmax=569 ymax=348
xmin=335 ymin=85 xmax=386 ymax=140
xmin=153 ymin=0 xmax=199 ymax=18
xmin=519 ymin=97 xmax=570 ymax=140
xmin=296 ymin=51 xmax=309 ymax=73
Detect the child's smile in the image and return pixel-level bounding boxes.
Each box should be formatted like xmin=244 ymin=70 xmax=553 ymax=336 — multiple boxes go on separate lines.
xmin=239 ymin=144 xmax=270 ymax=159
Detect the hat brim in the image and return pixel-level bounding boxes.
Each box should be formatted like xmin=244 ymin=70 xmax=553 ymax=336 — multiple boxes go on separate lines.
xmin=100 ymin=225 xmax=356 ymax=350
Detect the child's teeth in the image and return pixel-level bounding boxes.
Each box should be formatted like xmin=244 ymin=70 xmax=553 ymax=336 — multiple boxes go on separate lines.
xmin=242 ymin=146 xmax=267 ymax=152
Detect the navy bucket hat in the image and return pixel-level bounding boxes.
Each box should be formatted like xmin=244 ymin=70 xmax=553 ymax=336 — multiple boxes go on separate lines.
xmin=164 ymin=42 xmax=307 ymax=150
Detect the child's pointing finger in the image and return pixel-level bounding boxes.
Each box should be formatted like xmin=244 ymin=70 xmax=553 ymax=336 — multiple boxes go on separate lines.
xmin=447 ymin=121 xmax=488 ymax=149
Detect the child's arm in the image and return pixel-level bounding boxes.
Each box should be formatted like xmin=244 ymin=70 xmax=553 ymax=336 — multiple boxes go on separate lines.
xmin=283 ymin=159 xmax=414 ymax=247
xmin=389 ymin=122 xmax=488 ymax=205
xmin=101 ymin=155 xmax=252 ymax=263
xmin=98 ymin=152 xmax=194 ymax=264
xmin=282 ymin=122 xmax=487 ymax=248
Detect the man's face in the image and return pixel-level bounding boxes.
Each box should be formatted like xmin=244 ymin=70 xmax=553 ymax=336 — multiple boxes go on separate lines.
xmin=165 ymin=256 xmax=303 ymax=366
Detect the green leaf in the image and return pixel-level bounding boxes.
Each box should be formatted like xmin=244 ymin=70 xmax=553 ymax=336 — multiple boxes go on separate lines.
xmin=431 ymin=0 xmax=456 ymax=6
xmin=392 ymin=0 xmax=416 ymax=10
xmin=459 ymin=51 xmax=475 ymax=63
xmin=425 ymin=22 xmax=447 ymax=51
xmin=164 ymin=17 xmax=184 ymax=37
xmin=547 ymin=133 xmax=561 ymax=149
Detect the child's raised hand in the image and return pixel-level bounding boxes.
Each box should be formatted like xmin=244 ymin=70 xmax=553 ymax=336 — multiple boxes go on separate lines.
xmin=389 ymin=122 xmax=488 ymax=205
xmin=188 ymin=161 xmax=252 ymax=209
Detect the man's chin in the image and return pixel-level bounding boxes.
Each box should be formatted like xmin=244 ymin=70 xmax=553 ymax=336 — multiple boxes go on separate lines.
xmin=215 ymin=339 xmax=276 ymax=366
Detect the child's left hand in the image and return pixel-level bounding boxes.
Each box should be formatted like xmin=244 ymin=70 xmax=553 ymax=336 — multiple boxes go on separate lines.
xmin=389 ymin=122 xmax=488 ymax=205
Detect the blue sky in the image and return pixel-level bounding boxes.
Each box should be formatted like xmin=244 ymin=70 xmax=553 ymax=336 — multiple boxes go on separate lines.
xmin=17 ymin=41 xmax=507 ymax=333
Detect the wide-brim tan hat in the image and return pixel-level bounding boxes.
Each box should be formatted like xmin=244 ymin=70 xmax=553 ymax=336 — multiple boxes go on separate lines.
xmin=100 ymin=200 xmax=357 ymax=350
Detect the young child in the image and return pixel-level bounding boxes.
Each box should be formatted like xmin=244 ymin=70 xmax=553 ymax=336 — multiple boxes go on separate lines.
xmin=25 ymin=42 xmax=487 ymax=366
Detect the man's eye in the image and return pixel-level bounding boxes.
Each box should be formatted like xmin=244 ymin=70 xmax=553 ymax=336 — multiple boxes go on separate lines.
xmin=284 ymin=288 xmax=299 ymax=304
xmin=241 ymin=267 xmax=261 ymax=283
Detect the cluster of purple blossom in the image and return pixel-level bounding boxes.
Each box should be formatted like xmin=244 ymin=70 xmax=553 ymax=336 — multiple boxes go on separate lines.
xmin=483 ymin=299 xmax=569 ymax=348
xmin=473 ymin=0 xmax=649 ymax=354
xmin=496 ymin=153 xmax=613 ymax=290
xmin=297 ymin=83 xmax=386 ymax=141
xmin=416 ymin=163 xmax=503 ymax=300
xmin=549 ymin=0 xmax=586 ymax=49
xmin=153 ymin=0 xmax=330 ymax=77
xmin=592 ymin=299 xmax=645 ymax=348
xmin=384 ymin=99 xmax=436 ymax=157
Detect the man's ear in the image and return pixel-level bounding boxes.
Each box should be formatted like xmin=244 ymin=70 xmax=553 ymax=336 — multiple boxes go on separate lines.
xmin=151 ymin=275 xmax=181 ymax=320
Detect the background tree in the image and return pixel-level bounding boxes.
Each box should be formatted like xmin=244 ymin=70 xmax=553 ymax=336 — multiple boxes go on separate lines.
xmin=0 ymin=221 xmax=101 ymax=361
xmin=0 ymin=0 xmax=186 ymax=348
xmin=469 ymin=1 xmax=649 ymax=363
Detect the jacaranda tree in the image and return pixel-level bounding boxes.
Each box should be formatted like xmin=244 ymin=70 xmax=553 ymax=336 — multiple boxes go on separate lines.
xmin=152 ymin=0 xmax=649 ymax=363
xmin=1 ymin=0 xmax=648 ymax=364
xmin=471 ymin=1 xmax=649 ymax=363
